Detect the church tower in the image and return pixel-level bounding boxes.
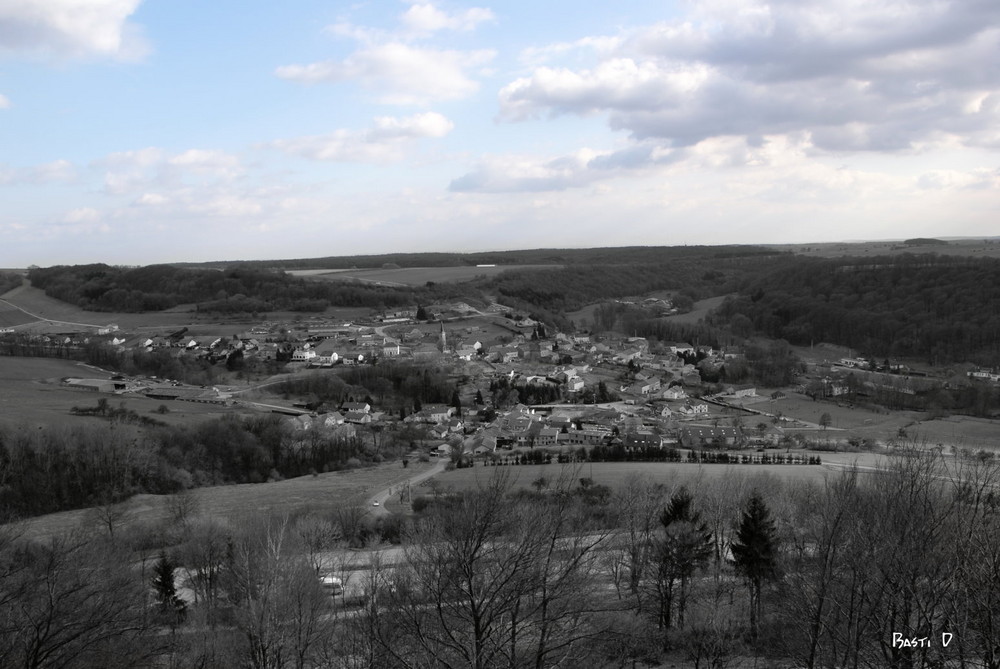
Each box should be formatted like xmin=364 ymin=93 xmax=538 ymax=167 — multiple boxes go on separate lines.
xmin=439 ymin=321 xmax=447 ymax=352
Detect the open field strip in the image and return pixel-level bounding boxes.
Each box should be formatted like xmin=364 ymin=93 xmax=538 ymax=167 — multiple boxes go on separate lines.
xmin=294 ymin=264 xmax=562 ymax=286
xmin=424 ymin=453 xmax=886 ymax=494
xmin=15 ymin=460 xmax=436 ymax=543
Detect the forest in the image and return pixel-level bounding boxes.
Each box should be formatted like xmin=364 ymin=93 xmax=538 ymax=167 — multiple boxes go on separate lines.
xmin=1 ymin=450 xmax=997 ymax=669
xmin=710 ymin=254 xmax=1000 ymax=365
xmin=26 ymin=264 xmax=426 ymax=313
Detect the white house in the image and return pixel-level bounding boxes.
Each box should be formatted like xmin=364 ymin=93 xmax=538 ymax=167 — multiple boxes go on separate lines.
xmin=662 ymin=386 xmax=688 ymax=400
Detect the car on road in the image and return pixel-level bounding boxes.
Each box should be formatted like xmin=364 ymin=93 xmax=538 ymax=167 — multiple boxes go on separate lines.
xmin=373 ymin=501 xmax=380 ymax=506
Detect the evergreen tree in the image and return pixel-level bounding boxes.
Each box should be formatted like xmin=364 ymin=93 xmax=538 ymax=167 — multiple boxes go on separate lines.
xmin=450 ymin=388 xmax=462 ymax=417
xmin=416 ymin=304 xmax=428 ymax=321
xmin=730 ymin=492 xmax=779 ymax=637
xmin=151 ymin=551 xmax=187 ymax=624
xmin=648 ymin=487 xmax=713 ymax=632
xmin=474 ymin=389 xmax=484 ymax=405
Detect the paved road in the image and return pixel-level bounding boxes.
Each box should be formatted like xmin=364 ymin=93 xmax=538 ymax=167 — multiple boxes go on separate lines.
xmin=0 ymin=297 xmax=103 ymax=329
xmin=366 ymin=458 xmax=447 ymax=516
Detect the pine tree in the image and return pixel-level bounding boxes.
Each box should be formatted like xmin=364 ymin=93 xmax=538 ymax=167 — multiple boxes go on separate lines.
xmin=151 ymin=551 xmax=187 ymax=624
xmin=649 ymin=487 xmax=713 ymax=632
xmin=730 ymin=492 xmax=779 ymax=637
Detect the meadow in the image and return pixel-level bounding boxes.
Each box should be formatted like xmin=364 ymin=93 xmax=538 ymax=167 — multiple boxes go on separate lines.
xmin=766 ymin=392 xmax=1000 ymax=450
xmin=423 ymin=452 xmax=885 ymax=495
xmin=0 ymin=357 xmax=240 ymax=428
xmin=291 ymin=264 xmax=562 ymax=286
xmin=16 ymin=459 xmax=434 ymax=542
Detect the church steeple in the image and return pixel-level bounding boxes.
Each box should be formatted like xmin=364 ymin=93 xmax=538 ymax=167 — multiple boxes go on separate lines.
xmin=439 ymin=321 xmax=447 ymax=352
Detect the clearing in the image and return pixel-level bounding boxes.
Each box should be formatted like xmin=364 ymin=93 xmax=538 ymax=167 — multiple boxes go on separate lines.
xmin=16 ymin=459 xmax=435 ymax=542
xmin=424 ymin=454 xmax=884 ymax=494
xmin=290 ymin=264 xmax=562 ymax=287
xmin=0 ymin=357 xmax=241 ymax=428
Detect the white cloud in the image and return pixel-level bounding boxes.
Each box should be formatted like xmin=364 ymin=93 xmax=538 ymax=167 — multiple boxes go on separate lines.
xmin=400 ymin=3 xmax=494 ymax=34
xmin=135 ymin=192 xmax=167 ymax=206
xmin=267 ymin=112 xmax=454 ymax=162
xmin=498 ymin=1 xmax=1000 ymax=152
xmin=0 ymin=93 xmax=9 ymax=108
xmin=277 ymin=42 xmax=494 ymax=105
xmin=0 ymin=158 xmax=77 ymax=185
xmin=916 ymin=168 xmax=1000 ymax=191
xmin=63 ymin=206 xmax=99 ymax=224
xmin=95 ymin=147 xmax=243 ymax=195
xmin=278 ymin=3 xmax=495 ymax=105
xmin=0 ymin=0 xmax=147 ymax=60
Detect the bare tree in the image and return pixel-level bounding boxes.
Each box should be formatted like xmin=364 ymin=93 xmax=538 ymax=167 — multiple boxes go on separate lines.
xmin=611 ymin=472 xmax=667 ymax=604
xmin=0 ymin=531 xmax=166 ymax=669
xmin=376 ymin=468 xmax=613 ymax=669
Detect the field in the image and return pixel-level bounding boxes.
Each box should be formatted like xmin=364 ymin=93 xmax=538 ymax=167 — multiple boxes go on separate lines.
xmin=659 ymin=294 xmax=728 ymax=324
xmin=290 ymin=264 xmax=562 ymax=286
xmin=1 ymin=283 xmax=201 ymax=331
xmin=17 ymin=459 xmax=435 ymax=542
xmin=566 ymin=295 xmax=727 ymax=330
xmin=424 ymin=454 xmax=885 ymax=495
xmin=0 ymin=357 xmax=243 ymax=428
xmin=766 ymin=391 xmax=1000 ymax=450
xmin=768 ymin=238 xmax=1000 ymax=259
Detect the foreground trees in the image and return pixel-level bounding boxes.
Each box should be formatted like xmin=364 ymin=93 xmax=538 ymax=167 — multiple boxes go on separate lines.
xmin=730 ymin=492 xmax=779 ymax=638
xmin=3 ymin=448 xmax=999 ymax=668
xmin=375 ymin=470 xmax=614 ymax=669
xmin=0 ymin=531 xmax=165 ymax=669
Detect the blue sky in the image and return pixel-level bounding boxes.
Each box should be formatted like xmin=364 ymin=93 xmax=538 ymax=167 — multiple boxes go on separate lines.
xmin=1 ymin=0 xmax=998 ymax=266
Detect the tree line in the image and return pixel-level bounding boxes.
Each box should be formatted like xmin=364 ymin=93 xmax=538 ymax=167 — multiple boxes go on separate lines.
xmin=711 ymin=254 xmax=1000 ymax=365
xmin=26 ymin=264 xmax=426 ymax=313
xmin=0 ymin=412 xmax=385 ymax=518
xmin=2 ymin=448 xmax=995 ymax=668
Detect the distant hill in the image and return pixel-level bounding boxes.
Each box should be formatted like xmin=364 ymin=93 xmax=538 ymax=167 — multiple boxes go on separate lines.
xmin=181 ymin=245 xmax=784 ymax=271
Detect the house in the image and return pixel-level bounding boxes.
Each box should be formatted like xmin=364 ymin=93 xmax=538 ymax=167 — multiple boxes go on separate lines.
xmin=662 ymin=386 xmax=688 ymax=400
xmin=680 ymin=426 xmax=743 ymax=448
xmin=342 ymin=402 xmax=371 ymax=413
xmin=566 ymin=376 xmax=585 ymax=392
xmin=729 ymin=385 xmax=757 ymax=398
xmin=670 ymin=343 xmax=695 ymax=356
xmin=659 ymin=405 xmax=673 ymax=417
xmin=536 ymin=427 xmax=561 ymax=447
xmin=320 ymin=412 xmax=345 ymax=427
xmin=344 ymin=411 xmax=372 ymax=424
xmin=626 ymin=431 xmax=662 ymax=449
xmin=628 ymin=379 xmax=660 ymax=395
xmin=423 ymin=404 xmax=455 ymax=424
xmin=291 ymin=348 xmax=317 ymax=362
xmin=678 ymin=403 xmax=709 ymax=415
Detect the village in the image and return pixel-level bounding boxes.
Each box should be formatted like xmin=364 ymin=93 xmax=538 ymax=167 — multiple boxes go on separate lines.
xmin=43 ymin=293 xmax=995 ymax=467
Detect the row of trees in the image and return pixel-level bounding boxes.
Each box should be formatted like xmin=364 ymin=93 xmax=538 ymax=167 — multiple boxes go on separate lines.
xmin=5 ymin=447 xmax=995 ymax=668
xmin=712 ymin=254 xmax=1000 ymax=366
xmin=0 ymin=412 xmax=394 ymax=517
xmin=26 ymin=264 xmax=434 ymax=313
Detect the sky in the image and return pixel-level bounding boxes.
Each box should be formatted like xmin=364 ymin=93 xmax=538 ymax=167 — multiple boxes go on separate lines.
xmin=0 ymin=0 xmax=998 ymax=267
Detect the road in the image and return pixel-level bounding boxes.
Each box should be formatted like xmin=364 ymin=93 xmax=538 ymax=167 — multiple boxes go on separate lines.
xmin=0 ymin=297 xmax=104 ymax=330
xmin=366 ymin=457 xmax=448 ymax=515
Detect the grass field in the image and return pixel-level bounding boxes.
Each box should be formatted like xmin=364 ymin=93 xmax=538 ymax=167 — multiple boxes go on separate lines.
xmin=767 ymin=392 xmax=1000 ymax=449
xmin=423 ymin=454 xmax=885 ymax=495
xmin=1 ymin=284 xmax=201 ymax=331
xmin=0 ymin=357 xmax=242 ymax=428
xmin=566 ymin=295 xmax=728 ymax=330
xmin=291 ymin=264 xmax=562 ymax=286
xmin=768 ymin=239 xmax=1000 ymax=260
xmin=0 ymin=300 xmax=37 ymax=328
xmin=17 ymin=460 xmax=434 ymax=542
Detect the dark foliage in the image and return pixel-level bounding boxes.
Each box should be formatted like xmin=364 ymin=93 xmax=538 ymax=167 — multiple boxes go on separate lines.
xmin=712 ymin=254 xmax=1000 ymax=365
xmin=27 ymin=263 xmax=422 ymax=313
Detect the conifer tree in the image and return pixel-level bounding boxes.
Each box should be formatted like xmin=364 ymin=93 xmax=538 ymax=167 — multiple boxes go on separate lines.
xmin=730 ymin=492 xmax=778 ymax=637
